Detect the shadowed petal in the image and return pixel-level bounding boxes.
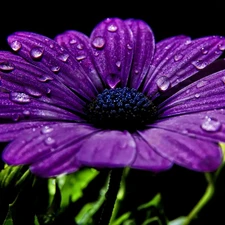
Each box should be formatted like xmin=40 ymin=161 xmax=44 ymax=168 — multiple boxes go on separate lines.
xmin=139 ymin=128 xmax=223 ymax=172
xmin=2 ymin=123 xmax=98 ymax=165
xmin=76 ymin=130 xmax=136 ymax=167
xmin=90 ymin=18 xmax=134 ymax=88
xmin=158 ymin=69 xmax=225 ymax=116
xmin=0 ymin=51 xmax=85 ymax=113
xmin=125 ymin=19 xmax=155 ymax=89
xmin=55 ymin=30 xmax=104 ymax=92
xmin=7 ymin=32 xmax=98 ymax=100
xmin=143 ymin=35 xmax=225 ymax=99
xmin=131 ymin=133 xmax=173 ymax=171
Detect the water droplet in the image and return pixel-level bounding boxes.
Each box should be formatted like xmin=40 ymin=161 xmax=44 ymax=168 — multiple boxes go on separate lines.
xmin=23 ymin=110 xmax=30 ymax=117
xmin=12 ymin=114 xmax=20 ymax=121
xmin=185 ymin=40 xmax=191 ymax=45
xmin=46 ymin=88 xmax=51 ymax=95
xmin=25 ymin=87 xmax=42 ymax=97
xmin=116 ymin=61 xmax=121 ymax=69
xmin=10 ymin=92 xmax=31 ymax=103
xmin=76 ymin=55 xmax=86 ymax=61
xmin=127 ymin=43 xmax=132 ymax=50
xmin=156 ymin=76 xmax=171 ymax=92
xmin=196 ymin=80 xmax=208 ymax=88
xmin=201 ymin=116 xmax=221 ymax=132
xmin=37 ymin=74 xmax=53 ymax=82
xmin=174 ymin=54 xmax=183 ymax=61
xmin=106 ymin=74 xmax=121 ymax=88
xmin=58 ymin=53 xmax=69 ymax=62
xmin=77 ymin=44 xmax=84 ymax=50
xmin=221 ymin=76 xmax=225 ymax=84
xmin=92 ymin=37 xmax=105 ymax=49
xmin=201 ymin=47 xmax=208 ymax=55
xmin=107 ymin=24 xmax=118 ymax=32
xmin=51 ymin=66 xmax=60 ymax=73
xmin=30 ymin=47 xmax=44 ymax=59
xmin=41 ymin=126 xmax=53 ymax=134
xmin=192 ymin=60 xmax=207 ymax=70
xmin=44 ymin=137 xmax=55 ymax=145
xmin=218 ymin=43 xmax=225 ymax=51
xmin=215 ymin=50 xmax=221 ymax=55
xmin=10 ymin=40 xmax=22 ymax=51
xmin=186 ymin=89 xmax=190 ymax=94
xmin=69 ymin=39 xmax=77 ymax=44
xmin=0 ymin=61 xmax=14 ymax=71
xmin=134 ymin=70 xmax=139 ymax=74
xmin=49 ymin=44 xmax=54 ymax=48
xmin=195 ymin=93 xmax=200 ymax=98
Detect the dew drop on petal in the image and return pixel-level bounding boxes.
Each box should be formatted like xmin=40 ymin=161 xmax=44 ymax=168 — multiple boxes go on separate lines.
xmin=127 ymin=43 xmax=132 ymax=50
xmin=23 ymin=110 xmax=31 ymax=117
xmin=46 ymin=88 xmax=51 ymax=94
xmin=25 ymin=87 xmax=42 ymax=97
xmin=58 ymin=53 xmax=69 ymax=62
xmin=201 ymin=116 xmax=221 ymax=132
xmin=218 ymin=43 xmax=225 ymax=51
xmin=51 ymin=66 xmax=60 ymax=73
xmin=174 ymin=54 xmax=183 ymax=61
xmin=195 ymin=93 xmax=200 ymax=98
xmin=116 ymin=61 xmax=121 ymax=69
xmin=201 ymin=47 xmax=208 ymax=55
xmin=0 ymin=61 xmax=14 ymax=71
xmin=41 ymin=126 xmax=53 ymax=134
xmin=37 ymin=74 xmax=53 ymax=82
xmin=77 ymin=44 xmax=84 ymax=50
xmin=196 ymin=80 xmax=208 ymax=88
xmin=156 ymin=76 xmax=171 ymax=92
xmin=107 ymin=24 xmax=118 ymax=32
xmin=10 ymin=92 xmax=31 ymax=103
xmin=49 ymin=44 xmax=54 ymax=49
xmin=221 ymin=76 xmax=225 ymax=84
xmin=106 ymin=74 xmax=121 ymax=89
xmin=69 ymin=39 xmax=77 ymax=44
xmin=76 ymin=55 xmax=86 ymax=61
xmin=192 ymin=60 xmax=207 ymax=70
xmin=12 ymin=114 xmax=20 ymax=121
xmin=92 ymin=37 xmax=105 ymax=49
xmin=44 ymin=137 xmax=55 ymax=145
xmin=10 ymin=40 xmax=22 ymax=51
xmin=30 ymin=47 xmax=44 ymax=59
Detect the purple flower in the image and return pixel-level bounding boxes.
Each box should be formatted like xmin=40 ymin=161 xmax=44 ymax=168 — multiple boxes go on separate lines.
xmin=1 ymin=18 xmax=225 ymax=177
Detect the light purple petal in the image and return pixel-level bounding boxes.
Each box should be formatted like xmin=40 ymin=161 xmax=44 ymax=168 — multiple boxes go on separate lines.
xmin=90 ymin=18 xmax=134 ymax=88
xmin=76 ymin=130 xmax=136 ymax=167
xmin=7 ymin=32 xmax=98 ymax=100
xmin=143 ymin=35 xmax=225 ymax=99
xmin=2 ymin=123 xmax=98 ymax=165
xmin=158 ymin=69 xmax=225 ymax=116
xmin=0 ymin=92 xmax=81 ymax=123
xmin=131 ymin=133 xmax=173 ymax=171
xmin=55 ymin=30 xmax=104 ymax=92
xmin=139 ymin=128 xmax=223 ymax=172
xmin=125 ymin=19 xmax=155 ymax=89
xmin=0 ymin=51 xmax=85 ymax=113
xmin=0 ymin=121 xmax=57 ymax=141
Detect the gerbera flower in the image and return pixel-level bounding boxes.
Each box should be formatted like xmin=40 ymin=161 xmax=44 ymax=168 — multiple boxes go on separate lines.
xmin=1 ymin=18 xmax=225 ymax=177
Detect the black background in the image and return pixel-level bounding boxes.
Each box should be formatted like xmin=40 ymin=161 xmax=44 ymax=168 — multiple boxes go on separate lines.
xmin=1 ymin=1 xmax=225 ymax=224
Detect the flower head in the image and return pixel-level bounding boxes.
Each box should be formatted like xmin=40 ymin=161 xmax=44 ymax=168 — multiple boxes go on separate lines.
xmin=1 ymin=18 xmax=225 ymax=177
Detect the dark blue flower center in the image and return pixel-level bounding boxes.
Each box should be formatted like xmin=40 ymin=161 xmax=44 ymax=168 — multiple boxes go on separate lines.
xmin=86 ymin=87 xmax=157 ymax=130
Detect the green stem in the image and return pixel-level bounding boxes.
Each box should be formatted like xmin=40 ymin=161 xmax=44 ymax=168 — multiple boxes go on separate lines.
xmin=182 ymin=173 xmax=215 ymax=225
xmin=98 ymin=168 xmax=124 ymax=225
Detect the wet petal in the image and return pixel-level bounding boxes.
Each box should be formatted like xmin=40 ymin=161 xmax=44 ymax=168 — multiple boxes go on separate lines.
xmin=158 ymin=69 xmax=225 ymax=116
xmin=76 ymin=130 xmax=136 ymax=167
xmin=2 ymin=123 xmax=98 ymax=165
xmin=90 ymin=18 xmax=134 ymax=88
xmin=143 ymin=35 xmax=225 ymax=99
xmin=125 ymin=19 xmax=155 ymax=89
xmin=55 ymin=30 xmax=104 ymax=92
xmin=7 ymin=32 xmax=98 ymax=100
xmin=0 ymin=51 xmax=85 ymax=113
xmin=131 ymin=133 xmax=173 ymax=171
xmin=139 ymin=128 xmax=223 ymax=172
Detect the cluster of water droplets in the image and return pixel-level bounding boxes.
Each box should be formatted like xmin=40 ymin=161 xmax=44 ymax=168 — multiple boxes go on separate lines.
xmin=41 ymin=125 xmax=56 ymax=146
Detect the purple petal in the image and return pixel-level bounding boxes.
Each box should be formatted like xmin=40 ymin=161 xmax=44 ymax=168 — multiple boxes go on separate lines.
xmin=76 ymin=130 xmax=136 ymax=167
xmin=131 ymin=133 xmax=173 ymax=171
xmin=2 ymin=123 xmax=98 ymax=165
xmin=7 ymin=32 xmax=98 ymax=100
xmin=55 ymin=30 xmax=104 ymax=92
xmin=90 ymin=18 xmax=134 ymax=88
xmin=158 ymin=69 xmax=225 ymax=116
xmin=0 ymin=121 xmax=57 ymax=141
xmin=143 ymin=35 xmax=225 ymax=98
xmin=139 ymin=128 xmax=223 ymax=172
xmin=0 ymin=92 xmax=81 ymax=123
xmin=0 ymin=51 xmax=85 ymax=113
xmin=125 ymin=19 xmax=155 ymax=89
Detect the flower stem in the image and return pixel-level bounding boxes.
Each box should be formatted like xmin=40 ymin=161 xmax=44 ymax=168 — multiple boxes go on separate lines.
xmin=98 ymin=168 xmax=124 ymax=225
xmin=182 ymin=173 xmax=214 ymax=225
